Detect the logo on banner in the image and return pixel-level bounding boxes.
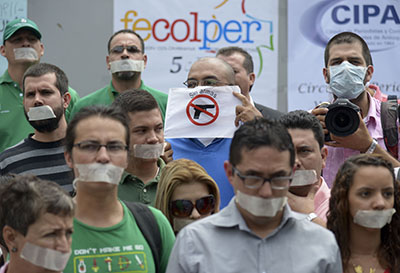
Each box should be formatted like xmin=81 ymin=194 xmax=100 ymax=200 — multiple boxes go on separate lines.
xmin=186 ymin=94 xmax=219 ymax=126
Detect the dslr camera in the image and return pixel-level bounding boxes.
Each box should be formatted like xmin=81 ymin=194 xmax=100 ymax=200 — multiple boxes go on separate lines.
xmin=319 ymin=98 xmax=360 ymax=142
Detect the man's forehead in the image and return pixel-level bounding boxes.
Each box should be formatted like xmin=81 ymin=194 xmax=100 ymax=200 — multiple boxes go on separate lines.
xmin=328 ymin=42 xmax=364 ymax=60
xmin=110 ymin=33 xmax=142 ymax=49
xmin=188 ymin=60 xmax=228 ymax=80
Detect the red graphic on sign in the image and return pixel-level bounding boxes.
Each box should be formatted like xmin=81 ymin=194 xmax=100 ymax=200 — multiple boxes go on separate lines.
xmin=186 ymin=94 xmax=219 ymax=126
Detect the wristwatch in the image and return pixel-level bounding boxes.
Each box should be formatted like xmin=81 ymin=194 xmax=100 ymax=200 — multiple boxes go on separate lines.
xmin=307 ymin=212 xmax=318 ymax=221
xmin=365 ymin=138 xmax=378 ymax=154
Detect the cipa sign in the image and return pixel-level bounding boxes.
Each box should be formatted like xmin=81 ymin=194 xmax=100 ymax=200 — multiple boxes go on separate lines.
xmin=300 ymin=0 xmax=400 ymax=52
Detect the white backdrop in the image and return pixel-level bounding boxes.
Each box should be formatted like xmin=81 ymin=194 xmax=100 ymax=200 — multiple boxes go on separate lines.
xmin=114 ymin=0 xmax=279 ymax=109
xmin=288 ymin=0 xmax=400 ymax=111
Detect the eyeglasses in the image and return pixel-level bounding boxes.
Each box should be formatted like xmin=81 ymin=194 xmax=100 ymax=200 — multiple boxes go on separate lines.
xmin=170 ymin=195 xmax=215 ymax=218
xmin=110 ymin=45 xmax=142 ymax=54
xmin=232 ymin=166 xmax=292 ymax=190
xmin=183 ymin=78 xmax=231 ymax=88
xmin=73 ymin=141 xmax=128 ymax=155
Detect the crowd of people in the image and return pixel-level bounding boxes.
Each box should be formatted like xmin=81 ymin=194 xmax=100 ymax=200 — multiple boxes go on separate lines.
xmin=0 ymin=17 xmax=399 ymax=273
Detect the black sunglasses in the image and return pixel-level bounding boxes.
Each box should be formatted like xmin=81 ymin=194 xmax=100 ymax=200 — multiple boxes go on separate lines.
xmin=170 ymin=195 xmax=215 ymax=218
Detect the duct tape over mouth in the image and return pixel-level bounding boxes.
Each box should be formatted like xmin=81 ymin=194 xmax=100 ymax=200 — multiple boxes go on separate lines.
xmin=20 ymin=242 xmax=71 ymax=271
xmin=291 ymin=170 xmax=317 ymax=186
xmin=73 ymin=163 xmax=124 ymax=189
xmin=173 ymin=218 xmax=196 ymax=233
xmin=133 ymin=143 xmax=165 ymax=159
xmin=110 ymin=59 xmax=144 ymax=73
xmin=354 ymin=208 xmax=396 ymax=229
xmin=14 ymin=47 xmax=39 ymax=61
xmin=27 ymin=105 xmax=56 ymax=121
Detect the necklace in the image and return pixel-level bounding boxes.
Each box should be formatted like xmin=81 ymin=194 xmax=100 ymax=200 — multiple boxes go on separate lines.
xmin=353 ymin=264 xmax=377 ymax=273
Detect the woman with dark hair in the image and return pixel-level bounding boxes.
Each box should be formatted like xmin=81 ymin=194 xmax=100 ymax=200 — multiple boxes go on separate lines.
xmin=327 ymin=154 xmax=400 ymax=273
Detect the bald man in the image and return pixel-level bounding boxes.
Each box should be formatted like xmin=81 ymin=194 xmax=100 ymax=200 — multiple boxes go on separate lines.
xmin=167 ymin=57 xmax=262 ymax=208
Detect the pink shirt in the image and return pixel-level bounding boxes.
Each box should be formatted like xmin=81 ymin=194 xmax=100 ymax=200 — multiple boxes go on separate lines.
xmin=0 ymin=262 xmax=8 ymax=273
xmin=324 ymin=93 xmax=387 ymax=187
xmin=314 ymin=178 xmax=330 ymax=222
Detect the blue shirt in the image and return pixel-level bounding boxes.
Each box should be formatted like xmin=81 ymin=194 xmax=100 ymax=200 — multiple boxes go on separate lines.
xmin=166 ymin=199 xmax=342 ymax=273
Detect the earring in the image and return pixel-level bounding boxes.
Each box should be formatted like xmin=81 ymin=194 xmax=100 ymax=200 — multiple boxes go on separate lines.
xmin=11 ymin=247 xmax=17 ymax=252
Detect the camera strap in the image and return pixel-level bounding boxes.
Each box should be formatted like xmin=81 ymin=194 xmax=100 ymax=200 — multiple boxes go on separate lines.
xmin=381 ymin=95 xmax=399 ymax=159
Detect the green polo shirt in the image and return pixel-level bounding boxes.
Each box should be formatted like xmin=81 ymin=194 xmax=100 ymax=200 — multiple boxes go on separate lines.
xmin=69 ymin=80 xmax=168 ymax=121
xmin=118 ymin=158 xmax=165 ymax=206
xmin=0 ymin=70 xmax=80 ymax=153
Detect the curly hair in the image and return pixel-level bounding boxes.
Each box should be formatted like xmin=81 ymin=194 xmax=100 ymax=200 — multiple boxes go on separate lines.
xmin=154 ymin=159 xmax=220 ymax=226
xmin=327 ymin=154 xmax=400 ymax=271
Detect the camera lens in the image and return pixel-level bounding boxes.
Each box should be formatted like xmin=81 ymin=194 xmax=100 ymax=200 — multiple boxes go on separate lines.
xmin=325 ymin=99 xmax=360 ymax=137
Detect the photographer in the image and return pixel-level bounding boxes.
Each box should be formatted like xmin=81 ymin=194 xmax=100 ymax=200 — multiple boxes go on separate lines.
xmin=312 ymin=32 xmax=400 ymax=187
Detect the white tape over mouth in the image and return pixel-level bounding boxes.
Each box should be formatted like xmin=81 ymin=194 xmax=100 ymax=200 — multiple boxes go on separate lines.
xmin=133 ymin=143 xmax=164 ymax=159
xmin=236 ymin=190 xmax=287 ymax=217
xmin=73 ymin=163 xmax=124 ymax=189
xmin=173 ymin=218 xmax=196 ymax=232
xmin=14 ymin=47 xmax=39 ymax=61
xmin=20 ymin=242 xmax=71 ymax=271
xmin=110 ymin=59 xmax=144 ymax=73
xmin=354 ymin=208 xmax=396 ymax=229
xmin=27 ymin=105 xmax=56 ymax=121
xmin=291 ymin=170 xmax=317 ymax=186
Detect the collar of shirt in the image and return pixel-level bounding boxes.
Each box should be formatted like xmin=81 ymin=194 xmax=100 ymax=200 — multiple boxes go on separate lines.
xmin=120 ymin=157 xmax=165 ymax=185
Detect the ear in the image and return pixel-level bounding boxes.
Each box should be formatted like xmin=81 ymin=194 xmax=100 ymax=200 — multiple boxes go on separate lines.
xmin=364 ymin=65 xmax=374 ymax=84
xmin=63 ymin=92 xmax=71 ymax=110
xmin=248 ymin=72 xmax=255 ymax=87
xmin=321 ymin=146 xmax=328 ymax=170
xmin=0 ymin=45 xmax=5 ymax=58
xmin=106 ymin=55 xmax=111 ymax=70
xmin=64 ymin=150 xmax=74 ymax=169
xmin=224 ymin=161 xmax=235 ymax=186
xmin=39 ymin=42 xmax=44 ymax=58
xmin=143 ymin=53 xmax=148 ymax=69
xmin=323 ymin=67 xmax=329 ymax=84
xmin=3 ymin=225 xmax=21 ymax=252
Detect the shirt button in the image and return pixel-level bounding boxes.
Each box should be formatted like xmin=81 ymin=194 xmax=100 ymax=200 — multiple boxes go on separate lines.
xmin=143 ymin=189 xmax=147 ymax=193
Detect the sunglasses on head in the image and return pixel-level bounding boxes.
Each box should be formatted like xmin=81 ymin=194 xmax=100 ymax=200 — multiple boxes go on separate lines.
xmin=170 ymin=195 xmax=215 ymax=218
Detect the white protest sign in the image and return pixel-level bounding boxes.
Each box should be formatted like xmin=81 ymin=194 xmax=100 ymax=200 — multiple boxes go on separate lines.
xmin=165 ymin=86 xmax=241 ymax=138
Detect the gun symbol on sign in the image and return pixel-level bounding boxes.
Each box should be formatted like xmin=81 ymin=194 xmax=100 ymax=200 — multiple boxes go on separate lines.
xmin=193 ymin=104 xmax=215 ymax=119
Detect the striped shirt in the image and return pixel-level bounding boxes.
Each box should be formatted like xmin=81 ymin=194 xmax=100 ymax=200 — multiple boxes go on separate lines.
xmin=0 ymin=134 xmax=73 ymax=192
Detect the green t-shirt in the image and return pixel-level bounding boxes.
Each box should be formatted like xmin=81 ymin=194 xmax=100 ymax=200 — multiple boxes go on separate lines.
xmin=118 ymin=159 xmax=165 ymax=206
xmin=69 ymin=81 xmax=168 ymax=122
xmin=0 ymin=70 xmax=79 ymax=153
xmin=64 ymin=201 xmax=175 ymax=273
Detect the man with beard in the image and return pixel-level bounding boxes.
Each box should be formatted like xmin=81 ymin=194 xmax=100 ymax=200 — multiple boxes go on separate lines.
xmin=166 ymin=118 xmax=342 ymax=272
xmin=70 ymin=29 xmax=168 ymax=120
xmin=0 ymin=63 xmax=74 ymax=192
xmin=0 ymin=18 xmax=80 ymax=153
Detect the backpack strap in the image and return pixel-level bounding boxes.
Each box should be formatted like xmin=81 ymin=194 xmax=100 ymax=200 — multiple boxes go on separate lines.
xmin=125 ymin=202 xmax=162 ymax=273
xmin=381 ymin=95 xmax=399 ymax=159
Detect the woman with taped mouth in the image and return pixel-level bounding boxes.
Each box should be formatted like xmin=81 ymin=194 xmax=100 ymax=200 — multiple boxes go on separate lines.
xmin=327 ymin=154 xmax=400 ymax=273
xmin=155 ymin=158 xmax=220 ymax=233
xmin=0 ymin=174 xmax=74 ymax=273
xmin=63 ymin=105 xmax=175 ymax=273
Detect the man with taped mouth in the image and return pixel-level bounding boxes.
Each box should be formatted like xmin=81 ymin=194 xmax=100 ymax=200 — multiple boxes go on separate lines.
xmin=69 ymin=29 xmax=168 ymax=121
xmin=112 ymin=89 xmax=166 ymax=205
xmin=0 ymin=63 xmax=74 ymax=192
xmin=166 ymin=118 xmax=342 ymax=273
xmin=0 ymin=18 xmax=79 ymax=153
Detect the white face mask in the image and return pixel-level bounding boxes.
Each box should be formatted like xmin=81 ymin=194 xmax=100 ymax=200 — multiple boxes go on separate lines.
xmin=14 ymin=47 xmax=39 ymax=61
xmin=27 ymin=105 xmax=56 ymax=121
xmin=133 ymin=143 xmax=164 ymax=159
xmin=20 ymin=242 xmax=71 ymax=271
xmin=173 ymin=218 xmax=196 ymax=233
xmin=353 ymin=208 xmax=396 ymax=229
xmin=291 ymin=170 xmax=317 ymax=186
xmin=73 ymin=163 xmax=124 ymax=189
xmin=236 ymin=190 xmax=287 ymax=217
xmin=110 ymin=59 xmax=144 ymax=73
xmin=328 ymin=61 xmax=367 ymax=99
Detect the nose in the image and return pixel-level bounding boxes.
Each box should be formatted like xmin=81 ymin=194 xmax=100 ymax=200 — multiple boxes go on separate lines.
xmin=21 ymin=37 xmax=31 ymax=47
xmin=146 ymin=130 xmax=159 ymax=144
xmin=258 ymin=182 xmax=274 ymax=198
xmin=121 ymin=47 xmax=129 ymax=59
xmin=95 ymin=146 xmax=111 ymax=164
xmin=372 ymin=194 xmax=386 ymax=210
xmin=189 ymin=206 xmax=201 ymax=220
xmin=33 ymin=93 xmax=44 ymax=106
xmin=294 ymin=154 xmax=302 ymax=170
xmin=54 ymin=235 xmax=71 ymax=253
